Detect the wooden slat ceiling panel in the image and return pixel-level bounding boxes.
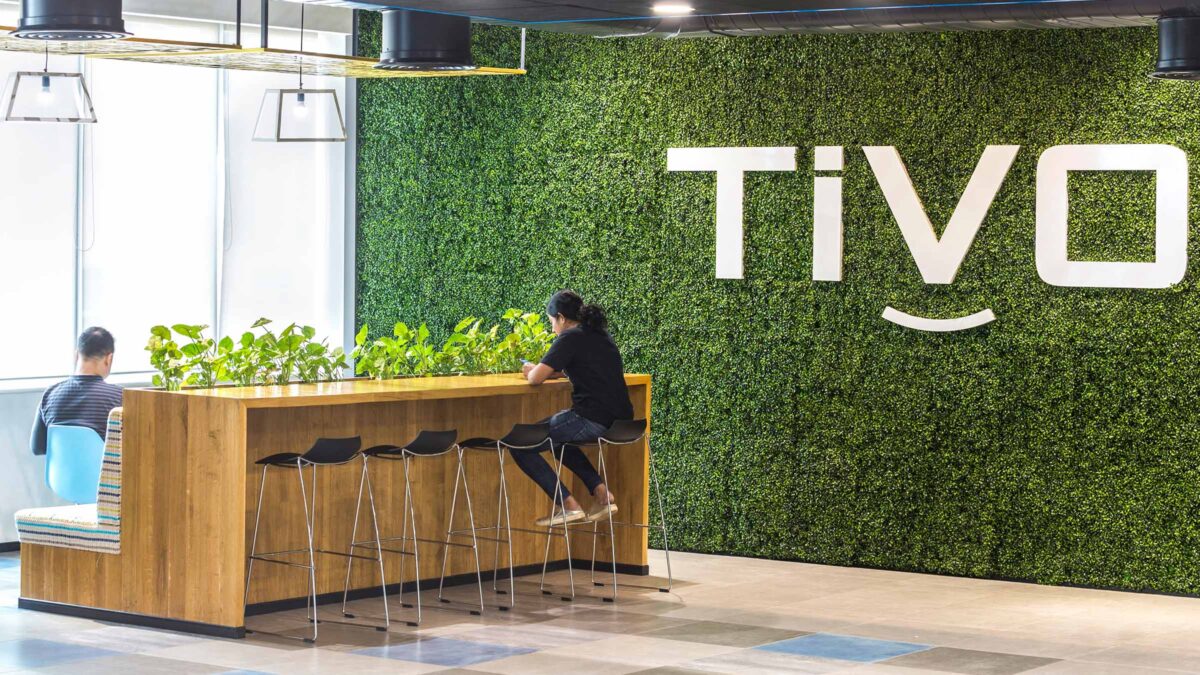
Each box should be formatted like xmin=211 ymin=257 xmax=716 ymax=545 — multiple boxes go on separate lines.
xmin=87 ymin=47 xmax=524 ymax=78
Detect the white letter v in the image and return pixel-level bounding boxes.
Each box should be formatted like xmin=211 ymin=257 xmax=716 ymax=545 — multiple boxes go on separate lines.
xmin=863 ymin=145 xmax=1019 ymax=284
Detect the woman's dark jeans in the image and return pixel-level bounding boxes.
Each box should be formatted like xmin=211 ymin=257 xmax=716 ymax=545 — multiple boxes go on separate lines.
xmin=510 ymin=409 xmax=607 ymax=506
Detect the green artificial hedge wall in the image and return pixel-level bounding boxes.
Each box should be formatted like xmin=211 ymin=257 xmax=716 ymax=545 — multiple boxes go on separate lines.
xmin=356 ymin=17 xmax=1200 ymax=594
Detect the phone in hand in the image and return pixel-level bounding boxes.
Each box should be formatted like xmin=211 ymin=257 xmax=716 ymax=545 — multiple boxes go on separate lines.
xmin=520 ymin=358 xmax=533 ymax=366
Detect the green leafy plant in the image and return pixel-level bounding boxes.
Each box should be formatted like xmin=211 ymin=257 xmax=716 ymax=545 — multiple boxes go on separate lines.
xmin=502 ymin=309 xmax=554 ymax=371
xmin=268 ymin=323 xmax=307 ymax=385
xmin=299 ymin=338 xmax=348 ymax=383
xmin=448 ymin=318 xmax=503 ymax=374
xmin=148 ymin=317 xmax=349 ymax=389
xmin=354 ymin=18 xmax=1200 ymax=595
xmin=406 ymin=323 xmax=437 ymax=375
xmin=146 ymin=326 xmax=188 ymax=391
xmin=152 ymin=310 xmax=552 ymax=388
xmin=350 ymin=311 xmax=553 ymax=380
xmin=352 ymin=322 xmax=415 ymax=380
xmin=351 ymin=324 xmax=386 ymax=380
xmin=172 ymin=324 xmax=221 ymax=388
xmin=221 ymin=325 xmax=264 ymax=387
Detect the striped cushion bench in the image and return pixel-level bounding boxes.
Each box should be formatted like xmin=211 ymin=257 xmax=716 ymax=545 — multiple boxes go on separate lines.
xmin=15 ymin=407 xmax=122 ymax=554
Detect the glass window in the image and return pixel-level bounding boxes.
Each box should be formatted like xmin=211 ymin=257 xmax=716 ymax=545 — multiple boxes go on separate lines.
xmin=80 ymin=18 xmax=221 ymax=375
xmin=219 ymin=27 xmax=346 ymax=344
xmin=0 ymin=50 xmax=80 ymax=380
xmin=0 ymin=17 xmax=347 ymax=380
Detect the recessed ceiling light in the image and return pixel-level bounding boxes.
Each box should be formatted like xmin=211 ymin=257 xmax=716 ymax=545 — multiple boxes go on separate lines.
xmin=653 ymin=3 xmax=695 ymax=15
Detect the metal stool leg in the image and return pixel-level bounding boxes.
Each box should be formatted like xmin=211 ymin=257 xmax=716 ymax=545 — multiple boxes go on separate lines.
xmin=599 ymin=442 xmax=618 ymax=603
xmin=244 ymin=465 xmax=268 ymax=613
xmin=539 ymin=441 xmax=575 ymax=601
xmin=538 ymin=457 xmax=559 ymax=594
xmin=297 ymin=460 xmax=318 ymax=643
xmin=490 ymin=444 xmax=504 ymax=595
xmin=341 ymin=456 xmax=368 ymax=617
xmin=403 ymin=455 xmax=422 ymax=626
xmin=498 ymin=448 xmax=515 ymax=609
xmin=458 ymin=447 xmax=487 ymax=616
xmin=397 ymin=458 xmax=411 ymax=614
xmin=589 ymin=438 xmax=673 ymax=596
xmin=364 ymin=458 xmax=391 ymax=627
xmin=651 ymin=456 xmax=673 ymax=592
xmin=437 ymin=448 xmax=472 ymax=612
xmin=590 ymin=517 xmax=600 ymax=587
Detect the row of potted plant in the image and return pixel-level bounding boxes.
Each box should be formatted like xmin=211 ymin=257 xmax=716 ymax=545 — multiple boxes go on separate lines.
xmin=145 ymin=310 xmax=553 ymax=391
xmin=351 ymin=309 xmax=554 ymax=379
xmin=146 ymin=318 xmax=348 ymax=391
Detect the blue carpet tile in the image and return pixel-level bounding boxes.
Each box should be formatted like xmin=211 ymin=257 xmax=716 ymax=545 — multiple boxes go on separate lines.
xmin=757 ymin=633 xmax=930 ymax=662
xmin=0 ymin=638 xmax=122 ymax=669
xmin=354 ymin=637 xmax=537 ymax=667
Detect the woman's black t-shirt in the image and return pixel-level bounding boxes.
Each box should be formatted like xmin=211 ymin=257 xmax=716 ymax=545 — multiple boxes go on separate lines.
xmin=540 ymin=326 xmax=634 ymax=427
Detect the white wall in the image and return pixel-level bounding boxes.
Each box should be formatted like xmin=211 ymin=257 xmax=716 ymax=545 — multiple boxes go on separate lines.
xmin=0 ymin=392 xmax=60 ymax=541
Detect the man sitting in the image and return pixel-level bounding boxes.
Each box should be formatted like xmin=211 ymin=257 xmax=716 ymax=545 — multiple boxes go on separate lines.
xmin=30 ymin=327 xmax=124 ymax=456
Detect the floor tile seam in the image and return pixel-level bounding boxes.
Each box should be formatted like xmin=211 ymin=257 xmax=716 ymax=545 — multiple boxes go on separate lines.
xmin=751 ymin=631 xmax=937 ymax=663
xmin=759 ymin=625 xmax=965 ymax=651
xmin=1064 ymin=651 xmax=1200 ymax=673
xmin=840 ymin=624 xmax=1065 ymax=648
xmin=850 ymin=614 xmax=1058 ymax=635
xmin=841 ymin=629 xmax=1106 ymax=660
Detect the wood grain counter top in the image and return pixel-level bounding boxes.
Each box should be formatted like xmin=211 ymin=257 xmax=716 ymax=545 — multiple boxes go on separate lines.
xmin=139 ymin=373 xmax=652 ymax=409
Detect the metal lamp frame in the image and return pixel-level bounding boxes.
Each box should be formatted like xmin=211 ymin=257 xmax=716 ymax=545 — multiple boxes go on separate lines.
xmin=4 ymin=71 xmax=97 ymax=123
xmin=252 ymin=87 xmax=346 ymax=143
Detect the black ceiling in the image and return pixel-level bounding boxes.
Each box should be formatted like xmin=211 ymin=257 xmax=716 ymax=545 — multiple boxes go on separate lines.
xmin=288 ymin=0 xmax=1180 ymax=35
xmin=291 ymin=0 xmax=1004 ymax=24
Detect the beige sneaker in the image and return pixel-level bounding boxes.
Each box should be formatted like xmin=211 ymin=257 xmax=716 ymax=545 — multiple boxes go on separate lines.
xmin=536 ymin=509 xmax=585 ymax=527
xmin=586 ymin=503 xmax=618 ymax=522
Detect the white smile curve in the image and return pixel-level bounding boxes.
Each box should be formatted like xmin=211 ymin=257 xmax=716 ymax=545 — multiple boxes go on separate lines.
xmin=882 ymin=306 xmax=997 ymax=333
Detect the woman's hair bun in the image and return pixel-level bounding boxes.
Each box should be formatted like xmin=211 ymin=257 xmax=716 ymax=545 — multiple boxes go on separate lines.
xmin=548 ymin=290 xmax=609 ymax=333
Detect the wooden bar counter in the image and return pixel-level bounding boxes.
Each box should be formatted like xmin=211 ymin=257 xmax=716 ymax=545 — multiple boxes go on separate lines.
xmin=19 ymin=374 xmax=652 ymax=637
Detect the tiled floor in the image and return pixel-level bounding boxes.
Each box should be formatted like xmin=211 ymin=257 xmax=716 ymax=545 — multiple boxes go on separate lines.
xmin=2 ymin=550 xmax=1200 ymax=673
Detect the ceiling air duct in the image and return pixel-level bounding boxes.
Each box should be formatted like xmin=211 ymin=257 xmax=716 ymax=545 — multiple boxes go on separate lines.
xmin=1152 ymin=14 xmax=1200 ymax=79
xmin=375 ymin=9 xmax=476 ymax=71
xmin=11 ymin=0 xmax=130 ymax=41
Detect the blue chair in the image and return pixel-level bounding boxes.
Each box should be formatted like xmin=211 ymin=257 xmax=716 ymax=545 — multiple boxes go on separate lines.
xmin=45 ymin=425 xmax=105 ymax=504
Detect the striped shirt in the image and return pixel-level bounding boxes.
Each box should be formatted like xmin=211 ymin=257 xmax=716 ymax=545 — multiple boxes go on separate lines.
xmin=30 ymin=375 xmax=124 ymax=456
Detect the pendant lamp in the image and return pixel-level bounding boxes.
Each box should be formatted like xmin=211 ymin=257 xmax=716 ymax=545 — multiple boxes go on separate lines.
xmin=4 ymin=0 xmax=129 ymax=124
xmin=252 ymin=88 xmax=346 ymax=142
xmin=3 ymin=45 xmax=97 ymax=123
xmin=252 ymin=2 xmax=346 ymax=143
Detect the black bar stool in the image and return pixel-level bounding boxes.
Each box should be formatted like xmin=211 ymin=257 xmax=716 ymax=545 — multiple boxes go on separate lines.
xmin=340 ymin=430 xmax=485 ymax=626
xmin=569 ymin=419 xmax=672 ymax=603
xmin=459 ymin=423 xmax=580 ymax=605
xmin=245 ymin=436 xmax=388 ymax=643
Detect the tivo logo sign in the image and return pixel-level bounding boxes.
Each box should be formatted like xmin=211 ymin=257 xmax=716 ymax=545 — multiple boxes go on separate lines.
xmin=668 ymin=145 xmax=1189 ymax=332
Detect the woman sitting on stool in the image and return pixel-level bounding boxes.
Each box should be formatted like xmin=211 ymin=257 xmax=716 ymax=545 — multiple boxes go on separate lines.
xmin=519 ymin=290 xmax=633 ymax=527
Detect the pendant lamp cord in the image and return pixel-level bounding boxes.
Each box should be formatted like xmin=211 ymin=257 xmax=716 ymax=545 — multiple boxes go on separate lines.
xmin=298 ymin=2 xmax=305 ymax=90
xmin=43 ymin=43 xmax=48 ymax=73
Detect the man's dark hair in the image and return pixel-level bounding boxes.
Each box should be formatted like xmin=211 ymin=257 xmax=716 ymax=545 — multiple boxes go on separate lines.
xmin=77 ymin=327 xmax=115 ymax=360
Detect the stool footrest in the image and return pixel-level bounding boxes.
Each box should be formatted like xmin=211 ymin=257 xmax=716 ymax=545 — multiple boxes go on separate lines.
xmin=507 ymin=525 xmax=571 ymax=538
xmin=378 ymin=546 xmax=414 ymax=556
xmin=248 ymin=555 xmax=313 ymax=570
xmin=358 ymin=535 xmax=479 ymax=549
xmin=251 ymin=547 xmax=311 ymax=557
xmin=590 ymin=520 xmax=667 ymax=531
xmin=448 ymin=530 xmax=508 ymax=540
xmin=315 ymin=548 xmax=383 ymax=562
